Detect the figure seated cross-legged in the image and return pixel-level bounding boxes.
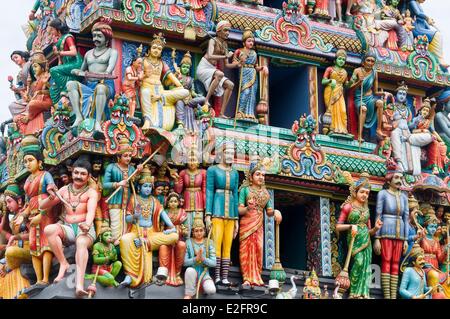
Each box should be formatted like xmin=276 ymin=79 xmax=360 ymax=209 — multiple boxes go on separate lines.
xmin=39 ymin=159 xmax=98 ymax=298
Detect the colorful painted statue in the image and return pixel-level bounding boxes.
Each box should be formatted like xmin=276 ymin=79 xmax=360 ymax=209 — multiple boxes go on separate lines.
xmin=374 ymin=169 xmax=409 ymax=299
xmin=408 ymin=0 xmax=448 ymax=69
xmin=238 ymin=160 xmax=282 ymax=287
xmin=205 ymin=142 xmax=239 ymax=285
xmin=15 ymin=52 xmax=53 ymax=136
xmin=303 ymin=270 xmax=321 ymax=299
xmin=90 ymin=157 xmax=109 ymax=236
xmin=67 ymin=18 xmax=118 ymax=132
xmin=140 ymin=33 xmax=189 ymax=131
xmin=314 ymin=0 xmax=330 ymax=16
xmin=322 ymin=49 xmax=349 ymax=135
xmin=419 ymin=212 xmax=450 ymax=298
xmin=399 ymin=243 xmax=432 ymax=299
xmin=348 ymin=54 xmax=387 ymax=142
xmin=85 ymin=226 xmax=122 ymax=287
xmin=48 ymin=18 xmax=83 ymax=104
xmin=336 ymin=174 xmax=383 ymax=298
xmin=196 ymin=20 xmax=238 ymax=118
xmin=402 ymin=9 xmax=415 ymax=51
xmin=0 ymin=184 xmax=31 ymax=298
xmin=172 ymin=50 xmax=206 ymax=132
xmin=102 ymin=138 xmax=143 ymax=243
xmin=39 ymin=159 xmax=98 ymax=297
xmin=234 ymin=28 xmax=268 ymax=122
xmin=28 ymin=0 xmax=56 ymax=50
xmin=8 ymin=50 xmax=32 ymax=118
xmin=17 ymin=136 xmax=58 ymax=287
xmin=157 ymin=192 xmax=189 ymax=286
xmin=119 ymin=167 xmax=178 ymax=288
xmin=408 ymin=98 xmax=448 ymax=175
xmin=435 ymin=89 xmax=450 ymax=145
xmin=184 ymin=217 xmax=216 ymax=299
xmin=174 ymin=146 xmax=207 ymax=233
xmin=122 ymin=50 xmax=144 ymax=118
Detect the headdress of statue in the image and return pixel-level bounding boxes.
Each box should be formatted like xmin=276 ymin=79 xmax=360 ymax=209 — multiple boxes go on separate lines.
xmin=335 ymin=48 xmax=347 ymax=60
xmin=342 ymin=172 xmax=370 ymax=208
xmin=151 ymin=32 xmax=166 ymax=47
xmin=138 ymin=165 xmax=154 ymax=185
xmin=192 ymin=216 xmax=205 ymax=230
xmin=437 ymin=88 xmax=450 ymax=104
xmin=117 ymin=136 xmax=134 ymax=155
xmin=180 ymin=51 xmax=192 ymax=67
xmin=240 ymin=156 xmax=274 ymax=190
xmin=98 ymin=225 xmax=112 ymax=237
xmin=422 ymin=208 xmax=439 ymax=226
xmin=216 ymin=20 xmax=231 ymax=33
xmin=31 ymin=50 xmax=48 ymax=70
xmin=396 ymin=80 xmax=409 ymax=93
xmin=21 ymin=135 xmax=43 ymax=160
xmin=309 ymin=269 xmax=319 ymax=281
xmin=4 ymin=183 xmax=24 ymax=199
xmin=242 ymin=27 xmax=254 ymax=43
xmin=401 ymin=242 xmax=425 ymax=272
xmin=92 ymin=17 xmax=114 ymax=46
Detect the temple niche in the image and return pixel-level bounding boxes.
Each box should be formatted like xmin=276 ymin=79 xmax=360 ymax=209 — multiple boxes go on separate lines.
xmin=1 ymin=0 xmax=450 ymax=301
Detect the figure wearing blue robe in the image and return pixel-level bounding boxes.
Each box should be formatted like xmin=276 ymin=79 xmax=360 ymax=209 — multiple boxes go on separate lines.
xmin=399 ymin=267 xmax=431 ymax=299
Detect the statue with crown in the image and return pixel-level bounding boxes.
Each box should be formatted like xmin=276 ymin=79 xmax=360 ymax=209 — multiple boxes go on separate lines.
xmin=119 ymin=165 xmax=179 ymax=288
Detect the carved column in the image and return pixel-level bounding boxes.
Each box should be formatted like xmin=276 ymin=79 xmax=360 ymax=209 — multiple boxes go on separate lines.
xmin=257 ymin=56 xmax=270 ymax=125
xmin=320 ymin=197 xmax=332 ymax=276
xmin=308 ymin=66 xmax=319 ymax=133
xmin=264 ymin=189 xmax=275 ymax=269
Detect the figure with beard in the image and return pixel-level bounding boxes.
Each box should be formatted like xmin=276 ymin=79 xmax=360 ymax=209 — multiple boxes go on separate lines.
xmin=39 ymin=159 xmax=98 ymax=298
xmin=58 ymin=167 xmax=71 ymax=187
xmin=374 ymin=167 xmax=409 ymax=299
xmin=89 ymin=158 xmax=109 ymax=236
xmin=399 ymin=243 xmax=432 ymax=299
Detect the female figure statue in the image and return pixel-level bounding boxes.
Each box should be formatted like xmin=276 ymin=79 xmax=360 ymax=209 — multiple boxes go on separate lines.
xmin=122 ymin=54 xmax=144 ymax=118
xmin=48 ymin=18 xmax=83 ymax=104
xmin=8 ymin=50 xmax=32 ymax=118
xmin=322 ymin=49 xmax=349 ymax=135
xmin=336 ymin=174 xmax=383 ymax=298
xmin=234 ymin=28 xmax=268 ymax=122
xmin=238 ymin=160 xmax=282 ymax=287
xmin=158 ymin=192 xmax=188 ymax=286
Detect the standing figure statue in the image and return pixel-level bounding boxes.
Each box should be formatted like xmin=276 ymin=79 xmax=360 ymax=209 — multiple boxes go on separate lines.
xmin=122 ymin=51 xmax=144 ymax=119
xmin=435 ymin=89 xmax=450 ymax=144
xmin=67 ymin=18 xmax=118 ymax=132
xmin=119 ymin=166 xmax=179 ymax=288
xmin=8 ymin=51 xmax=32 ymax=119
xmin=399 ymin=243 xmax=432 ymax=299
xmin=184 ymin=217 xmax=217 ymax=299
xmin=48 ymin=18 xmax=83 ymax=104
xmin=348 ymin=54 xmax=387 ymax=142
xmin=238 ymin=160 xmax=282 ymax=287
xmin=102 ymin=138 xmax=143 ymax=244
xmin=17 ymin=136 xmax=58 ymax=288
xmin=140 ymin=33 xmax=189 ymax=131
xmin=172 ymin=50 xmax=206 ymax=133
xmin=40 ymin=159 xmax=98 ymax=297
xmin=234 ymin=28 xmax=268 ymax=122
xmin=174 ymin=146 xmax=207 ymax=233
xmin=374 ymin=168 xmax=409 ymax=299
xmin=157 ymin=192 xmax=188 ymax=286
xmin=205 ymin=142 xmax=239 ymax=285
xmin=336 ymin=174 xmax=383 ymax=298
xmin=196 ymin=20 xmax=238 ymax=119
xmin=322 ymin=49 xmax=349 ymax=135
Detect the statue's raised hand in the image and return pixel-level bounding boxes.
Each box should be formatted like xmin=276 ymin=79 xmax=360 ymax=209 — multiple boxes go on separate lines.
xmin=134 ymin=238 xmax=142 ymax=248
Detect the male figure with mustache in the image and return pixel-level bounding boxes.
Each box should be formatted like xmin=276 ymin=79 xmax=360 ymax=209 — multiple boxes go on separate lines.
xmin=39 ymin=159 xmax=98 ymax=298
xmin=374 ymin=167 xmax=409 ymax=299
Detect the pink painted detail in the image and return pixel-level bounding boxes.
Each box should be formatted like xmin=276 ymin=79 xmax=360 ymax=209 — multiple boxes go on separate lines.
xmin=112 ymin=38 xmax=123 ymax=94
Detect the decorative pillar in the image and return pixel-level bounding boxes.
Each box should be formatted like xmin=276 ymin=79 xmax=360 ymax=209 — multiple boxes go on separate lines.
xmin=320 ymin=197 xmax=332 ymax=276
xmin=264 ymin=189 xmax=275 ymax=269
xmin=112 ymin=38 xmax=123 ymax=93
xmin=308 ymin=66 xmax=319 ymax=133
xmin=257 ymin=56 xmax=270 ymax=125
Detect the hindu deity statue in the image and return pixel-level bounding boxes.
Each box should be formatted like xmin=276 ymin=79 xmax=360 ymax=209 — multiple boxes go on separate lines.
xmin=205 ymin=142 xmax=239 ymax=285
xmin=314 ymin=0 xmax=330 ymax=17
xmin=119 ymin=166 xmax=179 ymax=288
xmin=336 ymin=174 xmax=383 ymax=298
xmin=184 ymin=217 xmax=217 ymax=299
xmin=103 ymin=138 xmax=143 ymax=243
xmin=374 ymin=168 xmax=409 ymax=299
xmin=322 ymin=49 xmax=349 ymax=135
xmin=90 ymin=157 xmax=109 ymax=236
xmin=174 ymin=146 xmax=207 ymax=233
xmin=122 ymin=48 xmax=144 ymax=118
xmin=418 ymin=212 xmax=450 ymax=298
xmin=85 ymin=226 xmax=122 ymax=287
xmin=435 ymin=89 xmax=450 ymax=145
xmin=157 ymin=192 xmax=189 ymax=286
xmin=140 ymin=33 xmax=189 ymax=131
xmin=48 ymin=18 xmax=83 ymax=104
xmin=399 ymin=243 xmax=432 ymax=299
xmin=18 ymin=135 xmax=58 ymax=288
xmin=408 ymin=98 xmax=449 ymax=175
xmin=234 ymin=28 xmax=269 ymax=122
xmin=303 ymin=270 xmax=321 ymax=299
xmin=154 ymin=181 xmax=168 ymax=205
xmin=28 ymin=0 xmax=56 ymax=49
xmin=196 ymin=20 xmax=239 ymax=118
xmin=402 ymin=9 xmax=415 ymax=51
xmin=172 ymin=50 xmax=206 ymax=133
xmin=67 ymin=18 xmax=118 ymax=132
xmin=40 ymin=159 xmax=99 ymax=297
xmin=0 ymin=184 xmax=32 ymax=298
xmin=408 ymin=0 xmax=449 ymax=69
xmin=8 ymin=50 xmax=32 ymax=119
xmin=238 ymin=159 xmax=282 ymax=287
xmin=58 ymin=167 xmax=71 ymax=187
xmin=348 ymin=54 xmax=387 ymax=143
xmin=15 ymin=52 xmax=53 ymax=136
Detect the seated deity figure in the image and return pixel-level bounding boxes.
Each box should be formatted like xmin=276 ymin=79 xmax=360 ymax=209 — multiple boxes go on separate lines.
xmin=140 ymin=33 xmax=190 ymax=131
xmin=119 ymin=167 xmax=179 ymax=288
xmin=67 ymin=19 xmax=118 ymax=132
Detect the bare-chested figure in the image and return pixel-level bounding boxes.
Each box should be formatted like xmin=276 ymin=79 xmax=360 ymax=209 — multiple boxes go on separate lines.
xmin=39 ymin=159 xmax=98 ymax=298
xmin=67 ymin=19 xmax=118 ymax=132
xmin=196 ymin=20 xmax=240 ymax=118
